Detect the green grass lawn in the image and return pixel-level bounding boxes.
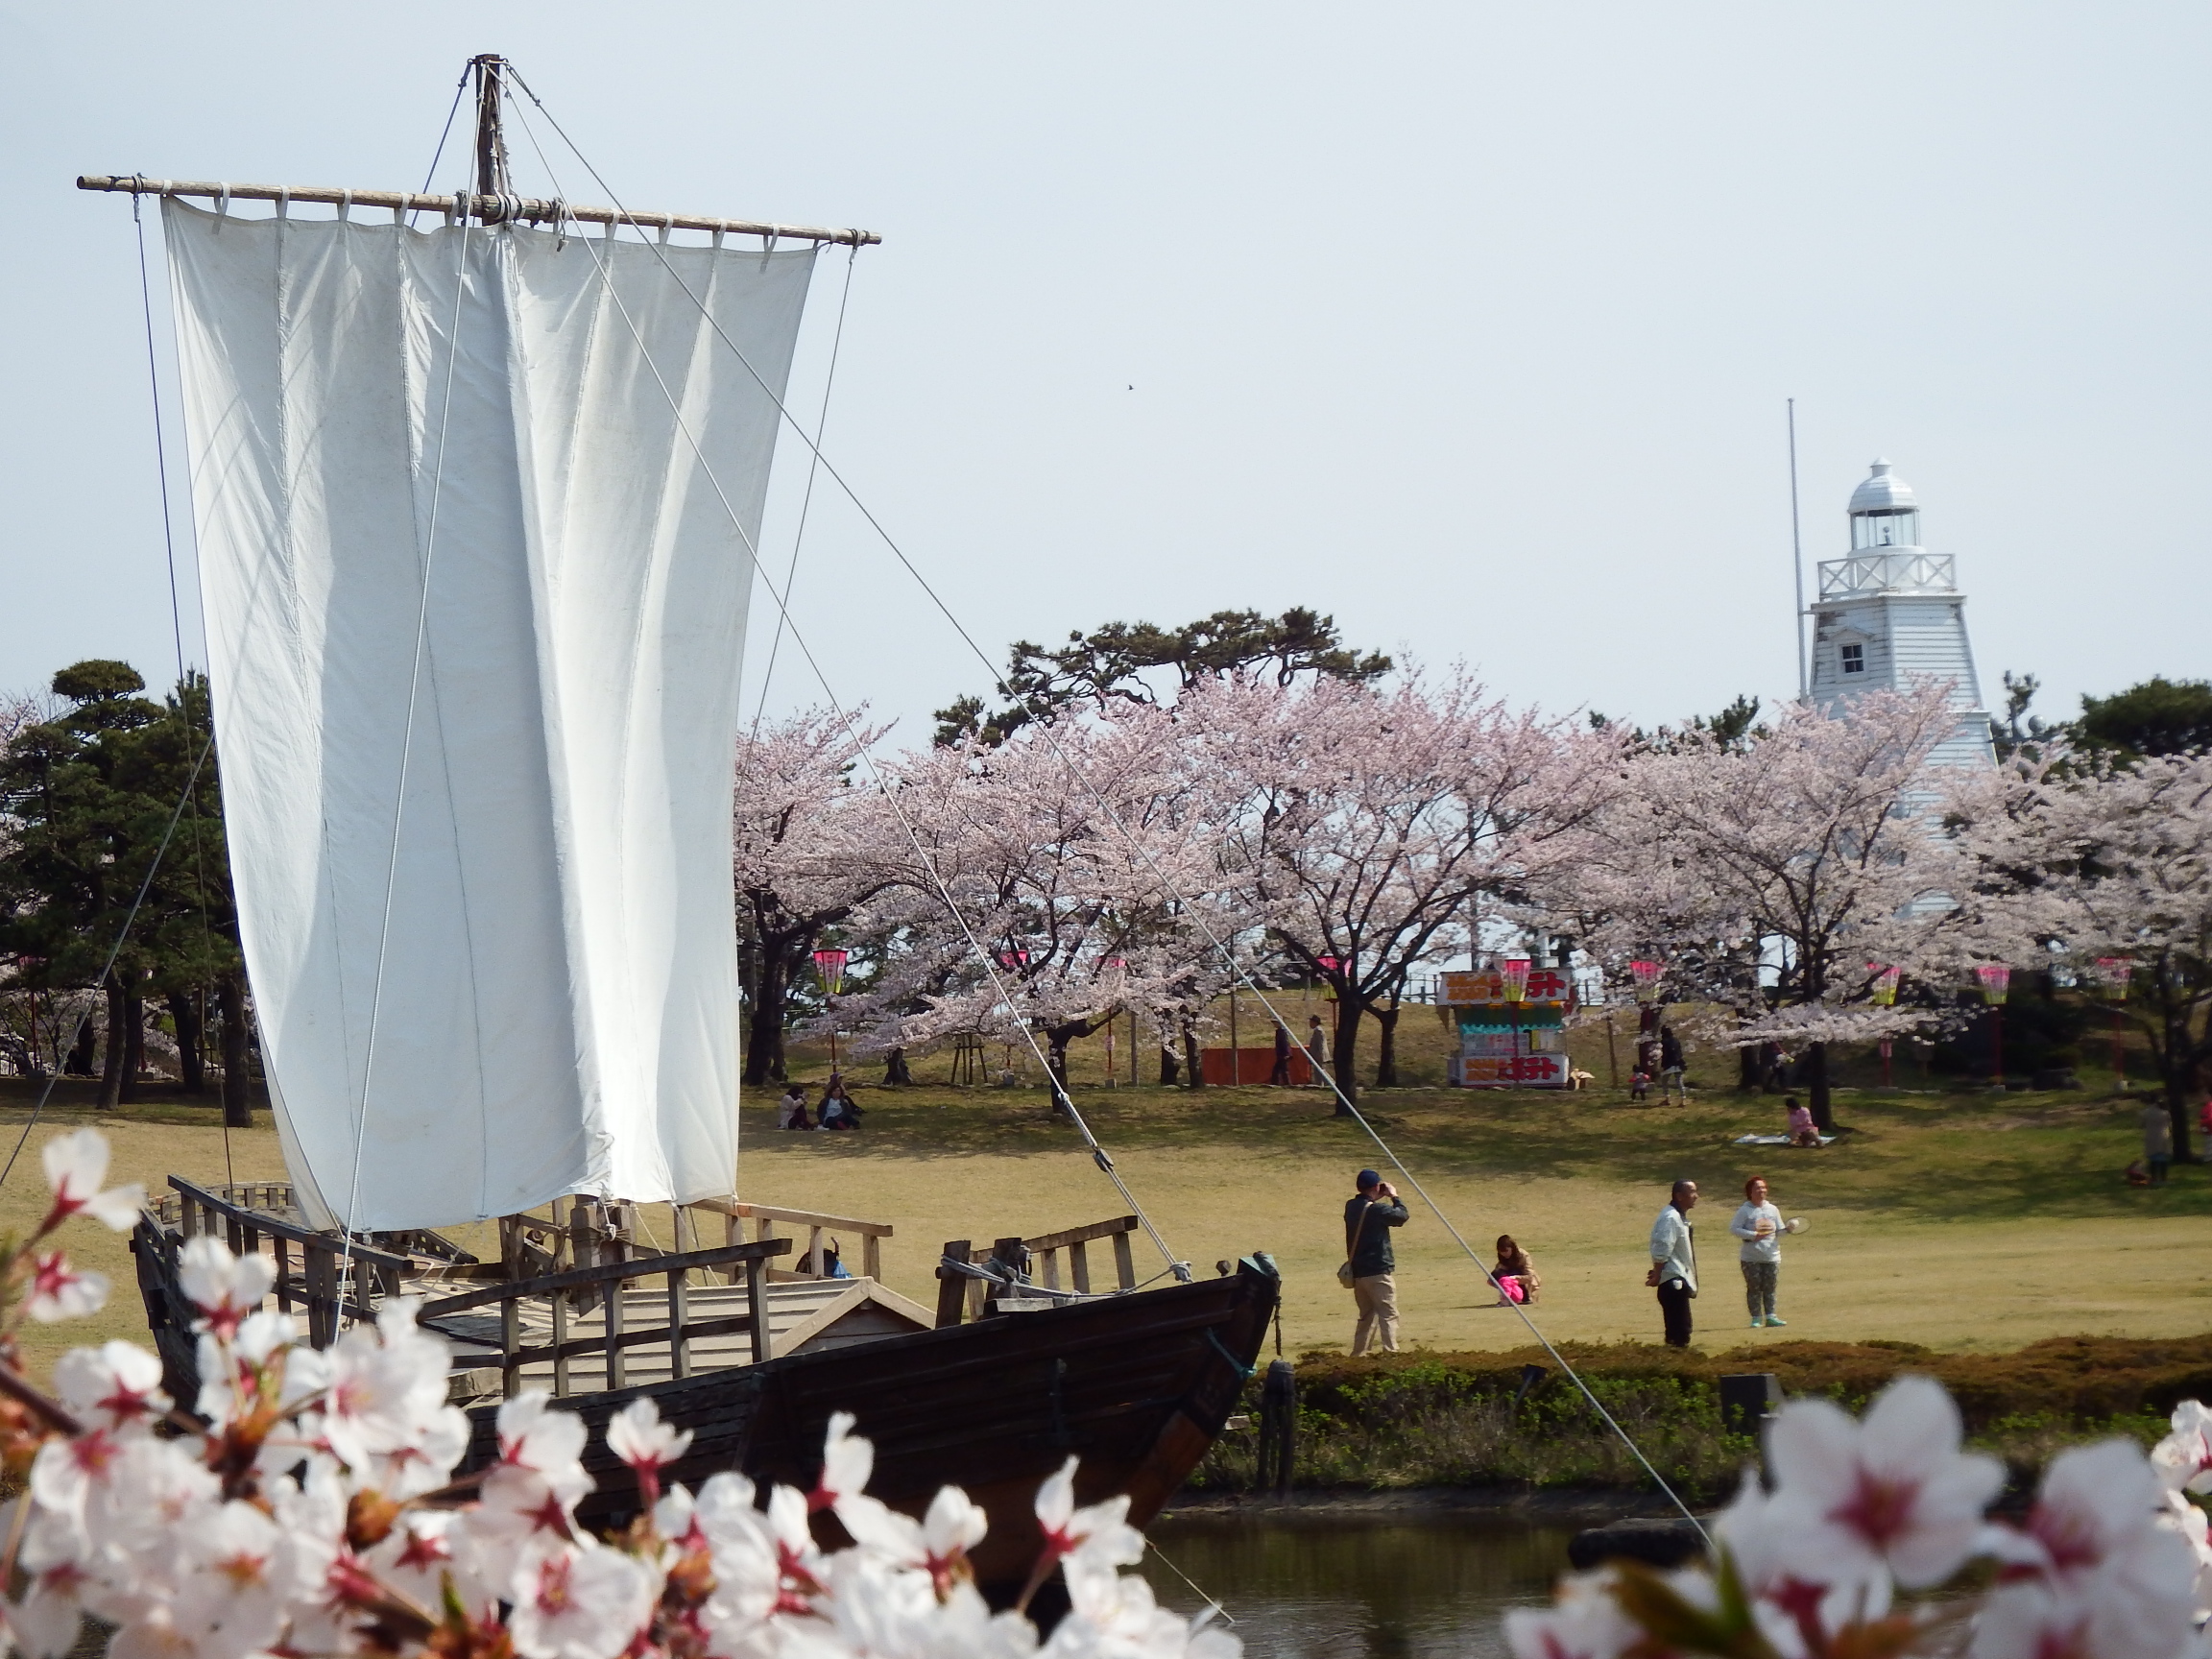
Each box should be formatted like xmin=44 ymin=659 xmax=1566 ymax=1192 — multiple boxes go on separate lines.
xmin=1 ymin=1022 xmax=2200 ymax=1382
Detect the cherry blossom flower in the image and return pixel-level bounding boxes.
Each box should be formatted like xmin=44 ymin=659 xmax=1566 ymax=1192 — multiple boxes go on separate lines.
xmin=305 ymin=1298 xmax=462 ymax=1478
xmin=2154 ymin=1401 xmax=2212 ymax=1497
xmin=606 ymin=1396 xmax=692 ymax=1507
xmin=39 ymin=1127 xmax=147 ymax=1234
xmin=810 ymin=1408 xmax=874 ymax=1513
xmin=1764 ymin=1375 xmax=2004 ymax=1589
xmin=1032 ymin=1456 xmax=1144 ymax=1577
xmin=177 ymin=1236 xmax=276 ymax=1340
xmin=498 ymin=1390 xmax=591 ymax=1490
xmin=508 ymin=1545 xmax=657 ymax=1659
xmin=52 ymin=1341 xmax=169 ymax=1435
xmin=23 ymin=1253 xmax=108 ymax=1322
xmin=1979 ymin=1440 xmax=2200 ymax=1659
xmin=1715 ymin=1463 xmax=1893 ymax=1656
xmin=1503 ymin=1569 xmax=1644 ymax=1659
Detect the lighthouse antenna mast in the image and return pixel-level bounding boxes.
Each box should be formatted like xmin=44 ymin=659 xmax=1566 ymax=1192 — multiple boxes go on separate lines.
xmin=1788 ymin=397 xmax=1807 ymax=701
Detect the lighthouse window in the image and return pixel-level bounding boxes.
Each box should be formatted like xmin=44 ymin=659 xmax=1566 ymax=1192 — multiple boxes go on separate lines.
xmin=1852 ymin=509 xmax=1920 ymax=550
xmin=1841 ymin=642 xmax=1865 ymax=675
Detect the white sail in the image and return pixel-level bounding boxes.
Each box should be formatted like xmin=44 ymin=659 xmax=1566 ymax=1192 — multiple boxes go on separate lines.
xmin=163 ymin=200 xmax=815 ymax=1230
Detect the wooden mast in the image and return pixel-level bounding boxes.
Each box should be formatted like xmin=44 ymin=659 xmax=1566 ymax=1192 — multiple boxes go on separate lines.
xmin=471 ymin=53 xmax=515 ymax=217
xmin=80 ymin=53 xmax=880 ymax=247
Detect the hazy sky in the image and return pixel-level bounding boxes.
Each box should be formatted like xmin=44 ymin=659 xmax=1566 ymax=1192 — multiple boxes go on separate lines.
xmin=3 ymin=2 xmax=2204 ymax=747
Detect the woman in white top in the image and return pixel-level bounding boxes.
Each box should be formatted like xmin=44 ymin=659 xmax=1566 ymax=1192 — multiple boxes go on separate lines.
xmin=1730 ymin=1175 xmax=1785 ymax=1328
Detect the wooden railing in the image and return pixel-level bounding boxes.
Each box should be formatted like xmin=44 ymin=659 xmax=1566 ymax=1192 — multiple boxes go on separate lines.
xmin=166 ymin=1176 xmax=417 ymax=1348
xmin=934 ymin=1215 xmax=1139 ymax=1328
xmin=413 ymin=1237 xmax=792 ymax=1399
xmin=685 ymin=1197 xmax=890 ymax=1282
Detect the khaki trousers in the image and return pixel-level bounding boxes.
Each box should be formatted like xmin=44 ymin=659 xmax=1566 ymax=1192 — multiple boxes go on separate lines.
xmin=1352 ymin=1273 xmax=1399 ymax=1355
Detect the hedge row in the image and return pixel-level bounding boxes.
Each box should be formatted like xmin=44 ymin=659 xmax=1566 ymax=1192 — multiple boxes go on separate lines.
xmin=1190 ymin=1334 xmax=2212 ymax=1498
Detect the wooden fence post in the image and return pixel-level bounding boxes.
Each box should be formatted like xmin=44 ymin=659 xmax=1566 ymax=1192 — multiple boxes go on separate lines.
xmin=668 ymin=1263 xmax=690 ymax=1381
xmin=746 ymin=1260 xmax=773 ymax=1363
xmin=935 ymin=1239 xmax=970 ymax=1330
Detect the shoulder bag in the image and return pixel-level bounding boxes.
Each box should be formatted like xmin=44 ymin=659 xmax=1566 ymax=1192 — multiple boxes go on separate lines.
xmin=1336 ymin=1201 xmax=1375 ymax=1289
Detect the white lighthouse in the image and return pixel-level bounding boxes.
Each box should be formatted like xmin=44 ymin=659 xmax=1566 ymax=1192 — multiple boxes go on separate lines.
xmin=1807 ymin=459 xmax=1994 ymax=769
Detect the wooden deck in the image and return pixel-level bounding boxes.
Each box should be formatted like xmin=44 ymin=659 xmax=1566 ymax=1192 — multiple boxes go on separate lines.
xmin=425 ymin=1275 xmax=932 ymax=1397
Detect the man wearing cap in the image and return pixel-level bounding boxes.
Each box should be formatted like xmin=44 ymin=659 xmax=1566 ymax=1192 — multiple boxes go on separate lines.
xmin=1344 ymin=1169 xmax=1410 ymax=1355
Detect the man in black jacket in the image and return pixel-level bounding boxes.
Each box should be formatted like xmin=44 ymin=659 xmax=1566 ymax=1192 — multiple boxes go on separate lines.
xmin=1344 ymin=1168 xmax=1410 ymax=1355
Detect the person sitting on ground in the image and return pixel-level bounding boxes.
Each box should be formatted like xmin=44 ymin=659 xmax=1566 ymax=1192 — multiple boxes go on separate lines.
xmin=779 ymin=1086 xmax=813 ymax=1130
xmin=819 ymin=1076 xmax=863 ymax=1130
xmin=1786 ymin=1095 xmax=1819 ymax=1146
xmin=815 ymin=1238 xmax=854 ymax=1279
xmin=1492 ymin=1235 xmax=1540 ymax=1306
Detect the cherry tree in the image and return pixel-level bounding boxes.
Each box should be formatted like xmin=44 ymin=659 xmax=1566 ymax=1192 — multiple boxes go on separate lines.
xmin=823 ymin=707 xmax=1255 ymax=1098
xmin=732 ymin=709 xmax=895 ymax=1085
xmin=1957 ymin=749 xmax=2212 ymax=1159
xmin=1551 ymin=684 xmax=1992 ymax=1130
xmin=1188 ymin=672 xmax=1620 ymax=1108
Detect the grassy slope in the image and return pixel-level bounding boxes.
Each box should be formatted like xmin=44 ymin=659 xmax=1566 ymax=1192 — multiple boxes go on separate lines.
xmin=2 ymin=997 xmax=2199 ymax=1381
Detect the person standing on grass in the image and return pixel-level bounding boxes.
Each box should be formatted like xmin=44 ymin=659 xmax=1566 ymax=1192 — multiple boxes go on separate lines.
xmin=1307 ymin=1015 xmax=1330 ymax=1086
xmin=1344 ymin=1168 xmax=1409 ymax=1355
xmin=1659 ymin=1025 xmax=1687 ymax=1105
xmin=2143 ymin=1100 xmax=2174 ymax=1186
xmin=1730 ymin=1175 xmax=1786 ymax=1328
xmin=1646 ymin=1179 xmax=1698 ymax=1347
xmin=1269 ymin=1021 xmax=1292 ymax=1086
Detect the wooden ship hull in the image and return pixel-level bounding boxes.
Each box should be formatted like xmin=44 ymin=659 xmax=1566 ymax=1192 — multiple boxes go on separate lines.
xmin=131 ymin=1180 xmax=1276 ymax=1603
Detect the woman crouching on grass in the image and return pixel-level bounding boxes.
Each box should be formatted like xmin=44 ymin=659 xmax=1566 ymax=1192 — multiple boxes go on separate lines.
xmin=1492 ymin=1235 xmax=1541 ymax=1305
xmin=1731 ymin=1176 xmax=1785 ymax=1328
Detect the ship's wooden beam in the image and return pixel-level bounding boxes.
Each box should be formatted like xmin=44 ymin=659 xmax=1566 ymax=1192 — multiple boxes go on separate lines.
xmin=76 ymin=175 xmax=880 ymax=247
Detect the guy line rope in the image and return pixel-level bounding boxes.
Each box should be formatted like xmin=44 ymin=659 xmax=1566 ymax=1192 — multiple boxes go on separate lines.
xmin=505 ymin=69 xmax=1709 ymax=1538
xmin=507 ymin=68 xmax=1710 ymax=1539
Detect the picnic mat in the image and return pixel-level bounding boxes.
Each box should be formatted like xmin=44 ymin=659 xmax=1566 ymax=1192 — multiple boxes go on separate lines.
xmin=1732 ymin=1132 xmax=1837 ymax=1147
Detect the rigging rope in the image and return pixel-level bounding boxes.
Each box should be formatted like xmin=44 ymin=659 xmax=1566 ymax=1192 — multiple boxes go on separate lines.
xmin=407 ymin=68 xmax=472 ymax=230
xmin=747 ymin=243 xmax=858 ymax=741
xmin=502 ymin=97 xmax=1190 ymax=1285
xmin=506 ymin=67 xmax=1707 ymax=1537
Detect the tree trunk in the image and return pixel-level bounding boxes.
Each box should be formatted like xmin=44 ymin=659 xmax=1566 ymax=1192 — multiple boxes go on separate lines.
xmin=65 ymin=1010 xmax=97 ymax=1076
xmin=1806 ymin=1041 xmax=1833 ymax=1132
xmin=1373 ymin=998 xmax=1401 ymax=1089
xmin=2165 ymin=1001 xmax=2197 ymax=1162
xmin=1180 ymin=1021 xmax=1205 ymax=1090
xmin=98 ymin=976 xmax=127 ymax=1109
xmin=1332 ymin=998 xmax=1360 ymax=1114
xmin=168 ymin=990 xmax=205 ymax=1093
xmin=1738 ymin=1043 xmax=1761 ymax=1092
xmin=1046 ymin=1028 xmax=1074 ymax=1101
xmin=216 ymin=970 xmax=253 ymax=1129
xmin=742 ymin=949 xmax=792 ymax=1086
xmin=118 ymin=983 xmax=146 ymax=1103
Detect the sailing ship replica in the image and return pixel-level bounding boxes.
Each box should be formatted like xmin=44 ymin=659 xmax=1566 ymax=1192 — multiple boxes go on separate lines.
xmin=84 ymin=56 xmax=1276 ymax=1602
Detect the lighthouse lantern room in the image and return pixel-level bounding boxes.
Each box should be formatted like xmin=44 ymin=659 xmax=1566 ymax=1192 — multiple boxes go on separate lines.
xmin=1808 ymin=459 xmax=1994 ymax=770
